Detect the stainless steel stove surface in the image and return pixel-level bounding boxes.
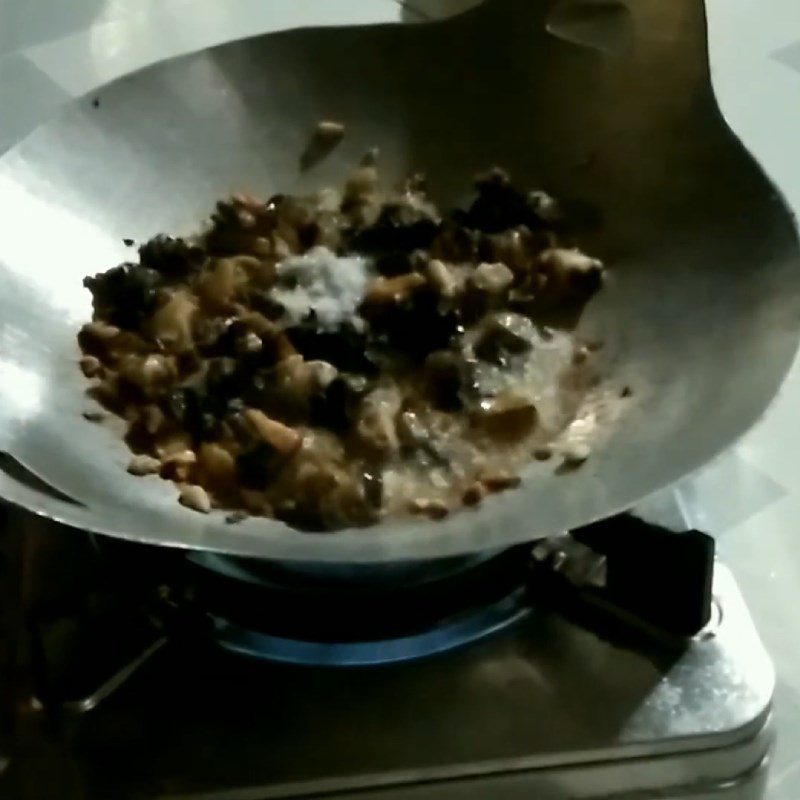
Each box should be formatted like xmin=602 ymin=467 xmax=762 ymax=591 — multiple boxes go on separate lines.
xmin=0 ymin=510 xmax=774 ymax=800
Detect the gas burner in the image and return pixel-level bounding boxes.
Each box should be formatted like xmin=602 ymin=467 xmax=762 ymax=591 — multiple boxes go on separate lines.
xmin=20 ymin=513 xmax=721 ymax=700
xmin=180 ymin=546 xmax=532 ymax=666
xmin=0 ymin=508 xmax=775 ymax=800
xmin=87 ymin=514 xmax=715 ymax=669
xmin=209 ymin=591 xmax=529 ymax=666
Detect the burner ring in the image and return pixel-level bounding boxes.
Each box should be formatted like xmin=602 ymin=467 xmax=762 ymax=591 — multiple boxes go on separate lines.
xmin=180 ymin=546 xmax=533 ymax=665
xmin=210 ymin=589 xmax=530 ymax=666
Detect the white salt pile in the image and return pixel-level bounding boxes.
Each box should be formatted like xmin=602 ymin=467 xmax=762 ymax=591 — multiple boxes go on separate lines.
xmin=269 ymin=246 xmax=373 ymax=330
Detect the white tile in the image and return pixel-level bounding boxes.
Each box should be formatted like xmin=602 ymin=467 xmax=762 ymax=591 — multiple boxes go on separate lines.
xmin=697 ymin=6 xmax=800 ymax=793
xmin=770 ymin=680 xmax=800 ymax=798
xmin=23 ymin=0 xmax=404 ymax=97
xmin=0 ymin=53 xmax=69 ymax=152
xmin=677 ymin=453 xmax=787 ymax=537
xmin=0 ymin=0 xmax=141 ymax=57
xmin=630 ymin=488 xmax=689 ymax=532
xmin=706 ymin=43 xmax=800 ymax=220
xmin=707 ymin=0 xmax=800 ymax=62
xmin=773 ymin=39 xmax=800 ymax=75
xmin=0 ymin=0 xmax=404 ymax=152
xmin=715 ymin=493 xmax=800 ymax=800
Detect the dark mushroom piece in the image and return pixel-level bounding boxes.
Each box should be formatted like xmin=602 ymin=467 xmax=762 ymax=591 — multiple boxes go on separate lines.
xmin=285 ymin=323 xmax=377 ymax=374
xmin=138 ymin=234 xmax=205 ymax=280
xmin=236 ymin=443 xmax=284 ymax=490
xmin=83 ymin=263 xmax=163 ymax=330
xmin=424 ymin=350 xmax=474 ymax=411
xmin=350 ymin=202 xmax=440 ymax=255
xmin=454 ymin=168 xmax=546 ymax=234
xmin=310 ymin=374 xmax=370 ymax=432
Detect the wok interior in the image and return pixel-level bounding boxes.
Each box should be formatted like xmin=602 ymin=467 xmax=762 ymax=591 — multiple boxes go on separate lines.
xmin=0 ymin=0 xmax=798 ymax=562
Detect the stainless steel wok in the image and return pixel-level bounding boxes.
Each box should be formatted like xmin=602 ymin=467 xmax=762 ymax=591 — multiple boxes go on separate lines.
xmin=0 ymin=0 xmax=798 ymax=563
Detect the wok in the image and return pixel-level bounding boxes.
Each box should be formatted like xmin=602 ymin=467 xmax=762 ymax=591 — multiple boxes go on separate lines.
xmin=0 ymin=0 xmax=798 ymax=564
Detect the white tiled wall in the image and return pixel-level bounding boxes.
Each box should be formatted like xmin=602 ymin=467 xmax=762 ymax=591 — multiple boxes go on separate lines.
xmin=0 ymin=0 xmax=408 ymax=149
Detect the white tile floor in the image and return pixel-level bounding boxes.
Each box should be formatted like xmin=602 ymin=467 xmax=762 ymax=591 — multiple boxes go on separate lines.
xmin=2 ymin=1 xmax=800 ymax=796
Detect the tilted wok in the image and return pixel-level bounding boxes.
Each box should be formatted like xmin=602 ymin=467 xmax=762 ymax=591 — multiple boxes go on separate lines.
xmin=0 ymin=0 xmax=797 ymax=563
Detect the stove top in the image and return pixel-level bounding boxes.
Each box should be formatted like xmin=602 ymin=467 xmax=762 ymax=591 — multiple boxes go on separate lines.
xmin=0 ymin=509 xmax=775 ymax=799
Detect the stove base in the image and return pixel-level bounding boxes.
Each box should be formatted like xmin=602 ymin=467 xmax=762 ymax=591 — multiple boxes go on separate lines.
xmin=287 ymin=747 xmax=772 ymax=800
xmin=1 ymin=510 xmax=776 ymax=800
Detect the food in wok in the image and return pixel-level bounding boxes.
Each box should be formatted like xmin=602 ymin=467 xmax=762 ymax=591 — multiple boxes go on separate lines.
xmin=78 ymin=160 xmax=609 ymax=530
